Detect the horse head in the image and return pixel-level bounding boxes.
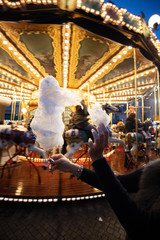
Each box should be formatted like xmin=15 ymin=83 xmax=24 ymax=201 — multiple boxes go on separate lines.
xmin=102 ymin=103 xmax=119 ymax=114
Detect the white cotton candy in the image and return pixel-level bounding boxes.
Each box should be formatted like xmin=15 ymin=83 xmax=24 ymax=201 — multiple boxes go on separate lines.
xmin=30 ymin=75 xmax=81 ymax=151
xmin=89 ymin=103 xmax=111 ymax=127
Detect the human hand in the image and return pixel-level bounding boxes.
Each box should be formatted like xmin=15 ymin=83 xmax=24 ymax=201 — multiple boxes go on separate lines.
xmin=88 ymin=123 xmax=108 ymax=162
xmin=48 ymin=154 xmax=74 ymax=173
xmin=48 ymin=154 xmax=82 ymax=177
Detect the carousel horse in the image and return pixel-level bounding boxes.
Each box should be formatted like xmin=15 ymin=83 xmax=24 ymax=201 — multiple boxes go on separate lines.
xmin=64 ymin=128 xmax=129 ymax=159
xmin=125 ymin=118 xmax=154 ymax=162
xmin=0 ymin=124 xmax=46 ymax=166
xmin=0 ymin=124 xmax=47 ymax=184
xmin=64 ymin=103 xmax=129 ymax=159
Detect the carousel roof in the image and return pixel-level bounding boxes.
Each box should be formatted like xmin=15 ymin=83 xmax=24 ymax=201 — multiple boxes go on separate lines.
xmin=0 ymin=0 xmax=160 ymax=104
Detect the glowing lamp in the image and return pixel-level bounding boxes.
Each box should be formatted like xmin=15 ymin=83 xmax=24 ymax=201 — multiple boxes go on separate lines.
xmin=148 ymin=14 xmax=160 ymax=29
xmin=22 ymin=108 xmax=27 ymax=114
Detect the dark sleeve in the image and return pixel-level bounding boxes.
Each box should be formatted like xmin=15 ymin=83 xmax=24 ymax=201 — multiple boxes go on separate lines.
xmin=125 ymin=122 xmax=129 ymax=132
xmin=92 ymin=158 xmax=160 ymax=239
xmin=79 ymin=167 xmax=143 ymax=193
xmin=79 ymin=167 xmax=103 ymax=190
xmin=117 ymin=168 xmax=143 ymax=192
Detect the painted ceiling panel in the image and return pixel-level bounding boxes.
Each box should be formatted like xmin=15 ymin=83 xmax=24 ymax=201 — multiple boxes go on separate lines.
xmin=20 ymin=33 xmax=56 ymax=77
xmin=0 ymin=48 xmax=33 ymax=79
xmin=75 ymin=37 xmax=109 ymax=79
xmin=95 ymin=58 xmax=140 ymax=85
xmin=0 ymin=21 xmax=156 ymax=102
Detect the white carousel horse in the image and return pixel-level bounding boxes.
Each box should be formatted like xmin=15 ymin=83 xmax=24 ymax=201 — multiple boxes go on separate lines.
xmin=64 ymin=103 xmax=129 ymax=159
xmin=125 ymin=118 xmax=155 ymax=162
xmin=0 ymin=124 xmax=47 ymax=165
xmin=64 ymin=128 xmax=129 ymax=158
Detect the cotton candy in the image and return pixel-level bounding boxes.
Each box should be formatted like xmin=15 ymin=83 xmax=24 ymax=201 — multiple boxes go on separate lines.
xmin=89 ymin=103 xmax=110 ymax=127
xmin=31 ymin=75 xmax=81 ymax=151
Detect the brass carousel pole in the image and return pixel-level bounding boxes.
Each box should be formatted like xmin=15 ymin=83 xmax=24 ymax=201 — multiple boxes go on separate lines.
xmin=11 ymin=89 xmax=16 ymax=121
xmin=141 ymin=97 xmax=144 ymax=122
xmin=109 ymin=96 xmax=112 ymax=125
xmin=103 ymin=89 xmax=105 ymax=104
xmin=134 ymin=48 xmax=138 ymax=166
xmin=154 ymin=86 xmax=157 ymax=121
xmin=87 ymin=83 xmax=90 ymax=108
xmin=18 ymin=83 xmax=23 ymax=121
xmin=126 ymin=103 xmax=129 ymax=118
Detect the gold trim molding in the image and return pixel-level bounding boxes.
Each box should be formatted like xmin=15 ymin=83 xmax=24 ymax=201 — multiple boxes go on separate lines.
xmin=68 ymin=24 xmax=126 ymax=89
xmin=0 ymin=22 xmax=63 ymax=86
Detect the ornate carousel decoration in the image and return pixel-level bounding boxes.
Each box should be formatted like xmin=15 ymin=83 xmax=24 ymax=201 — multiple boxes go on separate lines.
xmin=0 ymin=0 xmax=160 ymax=202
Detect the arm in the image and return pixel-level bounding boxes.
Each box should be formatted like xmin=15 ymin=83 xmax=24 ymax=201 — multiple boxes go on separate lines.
xmin=48 ymin=153 xmax=142 ymax=193
xmin=92 ymin=157 xmax=160 ymax=239
xmin=88 ymin=124 xmax=160 ymax=239
xmin=80 ymin=166 xmax=143 ymax=193
xmin=48 ymin=154 xmax=160 ymax=239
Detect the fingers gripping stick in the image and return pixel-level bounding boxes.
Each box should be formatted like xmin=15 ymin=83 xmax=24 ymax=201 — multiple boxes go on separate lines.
xmin=48 ymin=158 xmax=55 ymax=173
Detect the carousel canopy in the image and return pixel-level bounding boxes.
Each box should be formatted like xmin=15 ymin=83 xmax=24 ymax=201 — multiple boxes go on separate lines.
xmin=0 ymin=0 xmax=160 ymax=104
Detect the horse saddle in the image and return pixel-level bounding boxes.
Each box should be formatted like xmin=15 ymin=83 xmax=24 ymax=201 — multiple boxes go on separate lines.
xmin=65 ymin=129 xmax=88 ymax=144
xmin=10 ymin=130 xmax=35 ymax=145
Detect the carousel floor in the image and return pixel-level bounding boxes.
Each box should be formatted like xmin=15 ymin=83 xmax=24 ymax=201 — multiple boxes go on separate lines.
xmin=0 ymin=145 xmax=158 ymax=202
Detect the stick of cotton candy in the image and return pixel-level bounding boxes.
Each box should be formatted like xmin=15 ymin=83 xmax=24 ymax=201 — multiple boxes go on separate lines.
xmin=89 ymin=103 xmax=111 ymax=128
xmin=30 ymin=75 xmax=81 ymax=151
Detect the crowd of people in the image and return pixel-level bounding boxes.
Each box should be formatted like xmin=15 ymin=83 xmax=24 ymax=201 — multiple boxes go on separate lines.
xmin=67 ymin=101 xmax=151 ymax=139
xmin=125 ymin=113 xmax=150 ymax=139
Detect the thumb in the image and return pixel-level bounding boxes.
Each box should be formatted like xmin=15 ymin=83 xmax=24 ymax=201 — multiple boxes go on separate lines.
xmin=88 ymin=138 xmax=94 ymax=149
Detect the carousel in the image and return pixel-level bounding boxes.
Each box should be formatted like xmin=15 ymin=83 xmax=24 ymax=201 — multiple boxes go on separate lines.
xmin=0 ymin=0 xmax=160 ymax=203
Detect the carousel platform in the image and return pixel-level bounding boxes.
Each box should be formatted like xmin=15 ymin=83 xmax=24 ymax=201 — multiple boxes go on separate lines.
xmin=0 ymin=145 xmax=152 ymax=203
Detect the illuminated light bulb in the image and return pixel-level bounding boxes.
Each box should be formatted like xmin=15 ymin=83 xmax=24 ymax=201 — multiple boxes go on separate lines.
xmin=3 ymin=41 xmax=7 ymax=45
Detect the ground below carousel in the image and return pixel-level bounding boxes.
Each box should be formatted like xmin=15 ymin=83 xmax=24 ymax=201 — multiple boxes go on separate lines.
xmin=0 ymin=144 xmax=158 ymax=240
xmin=0 ymin=198 xmax=126 ymax=240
